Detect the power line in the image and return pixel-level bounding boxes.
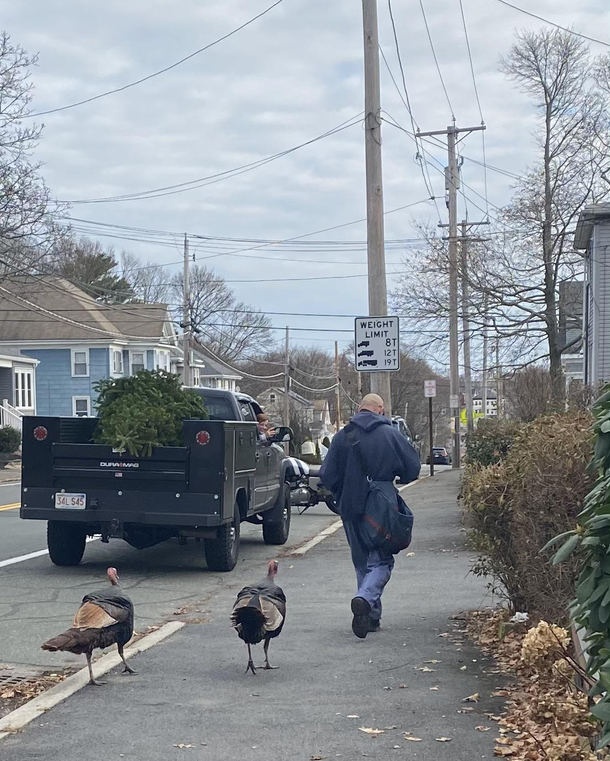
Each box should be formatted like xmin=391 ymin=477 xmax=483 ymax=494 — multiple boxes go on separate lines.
xmin=493 ymin=0 xmax=610 ymax=48
xmin=457 ymin=0 xmax=489 ymax=218
xmin=63 ymin=114 xmax=363 ymax=204
xmin=418 ymin=0 xmax=456 ymax=120
xmin=26 ymin=1 xmax=284 ymax=118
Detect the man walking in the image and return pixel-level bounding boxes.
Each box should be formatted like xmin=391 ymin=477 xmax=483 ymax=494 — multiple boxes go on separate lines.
xmin=319 ymin=394 xmax=420 ymax=638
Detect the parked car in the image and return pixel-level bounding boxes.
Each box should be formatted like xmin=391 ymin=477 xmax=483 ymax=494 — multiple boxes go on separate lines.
xmin=426 ymin=446 xmax=451 ymax=465
xmin=391 ymin=416 xmax=414 ymax=444
xmin=20 ymin=389 xmax=294 ymax=573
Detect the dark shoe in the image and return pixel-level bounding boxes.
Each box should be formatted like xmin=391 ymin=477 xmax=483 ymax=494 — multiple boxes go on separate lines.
xmin=351 ymin=597 xmax=371 ymax=639
xmin=368 ymin=619 xmax=381 ymax=633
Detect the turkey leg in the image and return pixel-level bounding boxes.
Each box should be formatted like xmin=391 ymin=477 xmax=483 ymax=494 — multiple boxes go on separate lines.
xmin=86 ymin=653 xmax=106 ymax=686
xmin=262 ymin=638 xmax=278 ymax=670
xmin=245 ymin=643 xmax=257 ymax=675
xmin=118 ymin=643 xmax=137 ymax=675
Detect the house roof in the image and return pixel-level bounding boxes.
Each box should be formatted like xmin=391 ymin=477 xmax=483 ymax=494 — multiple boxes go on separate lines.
xmin=0 ymin=277 xmax=172 ymax=342
xmin=574 ymin=203 xmax=610 ymax=250
xmin=170 ymin=344 xmax=242 ymax=380
xmin=260 ymin=386 xmax=313 ymax=408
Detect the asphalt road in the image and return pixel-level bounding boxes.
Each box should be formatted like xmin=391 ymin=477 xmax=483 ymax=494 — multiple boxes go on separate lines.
xmin=3 ymin=470 xmax=500 ymax=761
xmin=0 ymin=498 xmax=339 ymax=670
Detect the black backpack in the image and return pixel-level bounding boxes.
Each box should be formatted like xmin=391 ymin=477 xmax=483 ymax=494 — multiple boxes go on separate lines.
xmin=347 ymin=428 xmax=414 ymax=554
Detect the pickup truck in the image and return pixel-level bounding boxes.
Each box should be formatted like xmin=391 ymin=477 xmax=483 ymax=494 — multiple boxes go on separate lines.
xmin=20 ymin=388 xmax=294 ymax=572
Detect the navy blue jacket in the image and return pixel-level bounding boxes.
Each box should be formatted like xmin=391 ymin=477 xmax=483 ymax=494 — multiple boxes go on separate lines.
xmin=319 ymin=410 xmax=421 ymax=521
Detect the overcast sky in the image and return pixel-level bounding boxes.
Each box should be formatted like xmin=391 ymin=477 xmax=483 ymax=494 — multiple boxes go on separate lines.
xmin=2 ymin=0 xmax=609 ymax=359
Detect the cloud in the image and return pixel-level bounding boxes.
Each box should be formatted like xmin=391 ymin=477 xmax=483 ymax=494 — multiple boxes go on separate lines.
xmin=1 ymin=0 xmax=608 ymax=353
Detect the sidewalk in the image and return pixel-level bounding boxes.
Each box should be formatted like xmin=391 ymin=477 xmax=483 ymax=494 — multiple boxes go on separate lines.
xmin=2 ymin=471 xmax=504 ymax=761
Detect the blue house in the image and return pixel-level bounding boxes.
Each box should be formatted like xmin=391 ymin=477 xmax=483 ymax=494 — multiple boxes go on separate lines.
xmin=0 ymin=277 xmax=178 ymax=417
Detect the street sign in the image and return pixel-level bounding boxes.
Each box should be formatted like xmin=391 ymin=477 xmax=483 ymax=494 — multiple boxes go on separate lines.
xmin=450 ymin=394 xmax=460 ymax=409
xmin=424 ymin=380 xmax=436 ymax=397
xmin=354 ymin=316 xmax=400 ymax=372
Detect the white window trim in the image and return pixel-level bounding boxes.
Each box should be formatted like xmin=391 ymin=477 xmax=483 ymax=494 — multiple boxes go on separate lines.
xmin=155 ymin=349 xmax=170 ymax=372
xmin=130 ymin=350 xmax=146 ymax=374
xmin=14 ymin=369 xmax=34 ymax=409
xmin=109 ymin=346 xmax=124 ymax=377
xmin=71 ymin=348 xmax=90 ymax=378
xmin=72 ymin=396 xmax=91 ymax=417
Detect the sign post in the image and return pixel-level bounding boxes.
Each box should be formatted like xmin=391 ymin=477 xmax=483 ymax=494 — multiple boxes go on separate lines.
xmin=354 ymin=316 xmax=400 ymax=373
xmin=424 ymin=380 xmax=436 ymax=477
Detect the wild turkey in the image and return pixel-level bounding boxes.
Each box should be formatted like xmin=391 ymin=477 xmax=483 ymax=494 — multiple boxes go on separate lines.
xmin=41 ymin=567 xmax=135 ymax=686
xmin=231 ymin=560 xmax=286 ymax=675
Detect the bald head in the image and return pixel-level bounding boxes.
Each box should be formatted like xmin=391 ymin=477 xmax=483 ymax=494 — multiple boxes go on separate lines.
xmin=359 ymin=393 xmax=385 ymax=415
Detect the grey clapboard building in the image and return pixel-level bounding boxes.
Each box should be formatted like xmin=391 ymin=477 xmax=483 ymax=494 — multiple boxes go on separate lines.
xmin=575 ymin=204 xmax=610 ymax=386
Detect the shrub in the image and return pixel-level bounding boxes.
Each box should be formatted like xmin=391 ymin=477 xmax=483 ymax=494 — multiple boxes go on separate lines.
xmin=465 ymin=417 xmax=522 ymax=466
xmin=93 ymin=371 xmax=206 ymax=456
xmin=463 ymin=412 xmax=593 ymax=621
xmin=0 ymin=426 xmax=21 ymax=453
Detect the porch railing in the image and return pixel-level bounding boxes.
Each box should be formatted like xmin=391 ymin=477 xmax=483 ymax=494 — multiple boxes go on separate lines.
xmin=0 ymin=400 xmax=23 ymax=432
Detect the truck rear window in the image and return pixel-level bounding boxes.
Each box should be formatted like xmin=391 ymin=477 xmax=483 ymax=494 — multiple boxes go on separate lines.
xmin=199 ymin=396 xmax=235 ymax=421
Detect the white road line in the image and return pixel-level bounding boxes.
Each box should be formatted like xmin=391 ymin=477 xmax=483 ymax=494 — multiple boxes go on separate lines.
xmin=291 ymin=520 xmax=343 ymax=556
xmin=0 ymin=537 xmax=99 ymax=569
xmin=0 ymin=620 xmax=185 ymax=740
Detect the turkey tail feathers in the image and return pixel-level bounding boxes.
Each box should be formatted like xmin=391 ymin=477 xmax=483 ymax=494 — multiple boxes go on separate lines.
xmin=41 ymin=628 xmax=97 ymax=653
xmin=231 ymin=592 xmax=284 ymax=644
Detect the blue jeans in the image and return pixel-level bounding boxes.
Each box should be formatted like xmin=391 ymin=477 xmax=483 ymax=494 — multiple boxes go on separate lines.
xmin=343 ymin=520 xmax=395 ymax=622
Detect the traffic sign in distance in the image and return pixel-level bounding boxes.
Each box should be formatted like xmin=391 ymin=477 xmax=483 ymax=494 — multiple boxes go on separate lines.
xmin=354 ymin=317 xmax=400 ymax=372
xmin=450 ymin=394 xmax=460 ymax=409
xmin=424 ymin=380 xmax=437 ymax=397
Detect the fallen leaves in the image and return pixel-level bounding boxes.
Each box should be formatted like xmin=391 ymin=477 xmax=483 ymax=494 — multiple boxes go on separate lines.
xmin=435 ymin=737 xmax=452 ymax=743
xmin=416 ymin=666 xmax=435 ymax=673
xmin=476 ymin=726 xmax=492 ymax=732
xmin=358 ymin=727 xmax=384 ymax=736
xmin=173 ymin=744 xmax=195 ymax=749
xmin=462 ymin=692 xmax=480 ymax=703
xmin=403 ymin=733 xmax=422 ymax=742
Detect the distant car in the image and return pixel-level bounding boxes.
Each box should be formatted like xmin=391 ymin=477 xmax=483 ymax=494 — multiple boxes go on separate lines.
xmin=426 ymin=446 xmax=451 ymax=465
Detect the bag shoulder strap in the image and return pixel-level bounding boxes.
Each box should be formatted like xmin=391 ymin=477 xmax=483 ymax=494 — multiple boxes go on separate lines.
xmin=346 ymin=426 xmax=371 ymax=479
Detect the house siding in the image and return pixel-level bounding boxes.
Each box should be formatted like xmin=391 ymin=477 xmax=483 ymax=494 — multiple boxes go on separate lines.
xmin=22 ymin=347 xmax=110 ymax=416
xmin=0 ymin=368 xmax=12 ymax=405
xmin=590 ymin=225 xmax=610 ymax=384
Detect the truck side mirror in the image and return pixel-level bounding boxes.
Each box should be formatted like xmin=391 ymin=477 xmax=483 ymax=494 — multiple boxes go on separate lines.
xmin=269 ymin=426 xmax=292 ymax=443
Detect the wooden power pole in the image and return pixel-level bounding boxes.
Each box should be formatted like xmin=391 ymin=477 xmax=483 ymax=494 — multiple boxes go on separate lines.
xmin=362 ymin=0 xmax=391 ymax=416
xmin=335 ymin=341 xmax=341 ymax=432
xmin=419 ymin=123 xmax=486 ymax=468
xmin=182 ymin=233 xmax=191 ymax=386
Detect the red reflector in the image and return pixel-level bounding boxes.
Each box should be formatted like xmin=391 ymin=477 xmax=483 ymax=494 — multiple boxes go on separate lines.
xmin=33 ymin=426 xmax=48 ymax=441
xmin=196 ymin=430 xmax=210 ymax=446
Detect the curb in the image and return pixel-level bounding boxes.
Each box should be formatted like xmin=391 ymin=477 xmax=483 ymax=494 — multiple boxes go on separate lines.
xmin=0 ymin=621 xmax=185 ymax=740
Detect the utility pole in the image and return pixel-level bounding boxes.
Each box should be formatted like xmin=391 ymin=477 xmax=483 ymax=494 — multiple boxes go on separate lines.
xmin=283 ymin=327 xmax=290 ymax=430
xmin=335 ymin=341 xmax=342 ymax=432
xmin=419 ymin=122 xmax=486 ymax=468
xmin=461 ymin=220 xmax=473 ymax=438
xmin=182 ymin=233 xmax=190 ymax=386
xmin=459 ymin=220 xmax=489 ymax=435
xmin=362 ymin=0 xmax=391 ymax=416
xmin=495 ymin=338 xmax=502 ymax=418
xmin=482 ymin=294 xmax=489 ymax=419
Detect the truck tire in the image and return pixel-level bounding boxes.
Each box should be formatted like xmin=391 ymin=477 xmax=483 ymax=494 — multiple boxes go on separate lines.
xmin=47 ymin=521 xmax=87 ymax=566
xmin=204 ymin=503 xmax=240 ymax=572
xmin=262 ymin=487 xmax=291 ymax=545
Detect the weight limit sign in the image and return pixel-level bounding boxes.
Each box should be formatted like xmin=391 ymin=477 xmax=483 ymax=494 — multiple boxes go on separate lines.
xmin=354 ymin=317 xmax=400 ymax=372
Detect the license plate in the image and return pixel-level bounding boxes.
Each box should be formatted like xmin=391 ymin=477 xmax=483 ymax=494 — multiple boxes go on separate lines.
xmin=55 ymin=493 xmax=86 ymax=509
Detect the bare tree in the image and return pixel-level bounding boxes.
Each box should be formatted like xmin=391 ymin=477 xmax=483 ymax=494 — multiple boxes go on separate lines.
xmin=0 ymin=32 xmax=61 ymax=274
xmin=120 ymin=251 xmax=171 ymax=304
xmin=503 ymin=366 xmax=552 ymax=421
xmin=393 ymin=29 xmax=610 ymax=403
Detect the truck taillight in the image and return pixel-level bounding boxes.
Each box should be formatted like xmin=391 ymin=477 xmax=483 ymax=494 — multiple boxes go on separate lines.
xmin=33 ymin=426 xmax=48 ymax=441
xmin=196 ymin=430 xmax=210 ymax=445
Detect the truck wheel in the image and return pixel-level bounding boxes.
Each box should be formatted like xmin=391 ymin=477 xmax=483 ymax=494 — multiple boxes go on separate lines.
xmin=204 ymin=503 xmax=240 ymax=572
xmin=47 ymin=521 xmax=87 ymax=566
xmin=262 ymin=488 xmax=291 ymax=545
